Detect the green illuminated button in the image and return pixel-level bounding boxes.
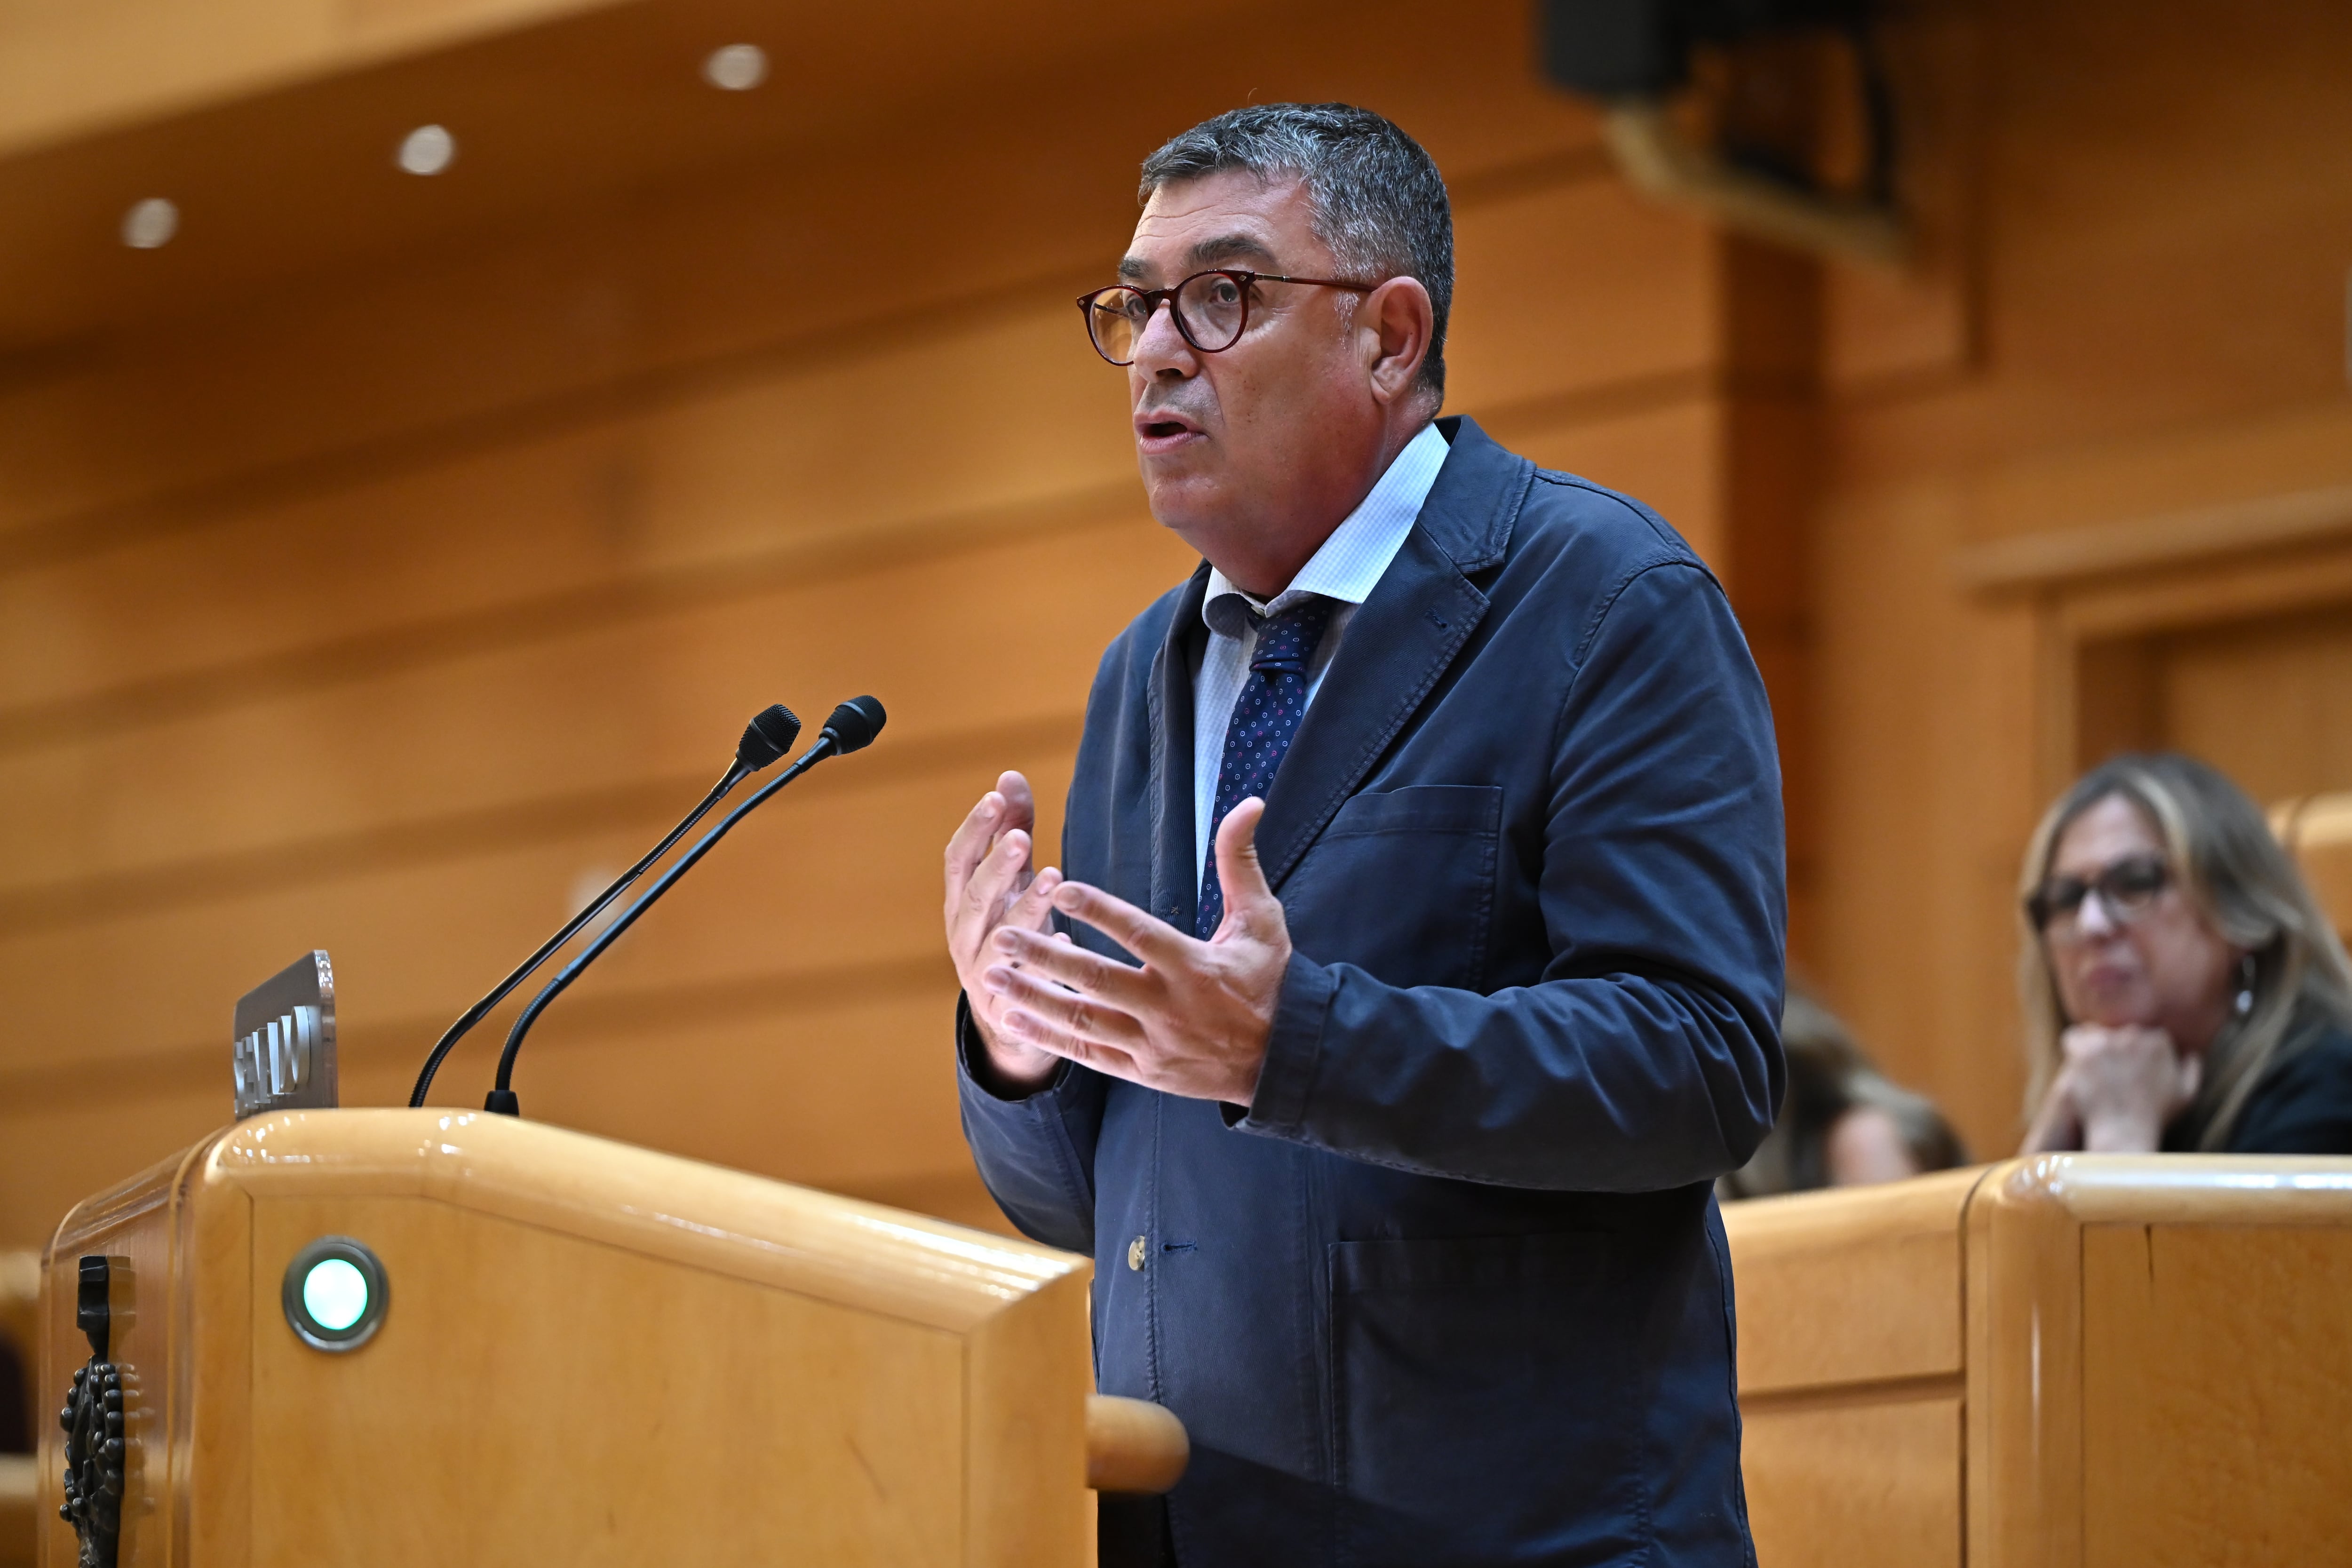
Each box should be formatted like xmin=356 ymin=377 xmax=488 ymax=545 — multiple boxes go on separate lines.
xmin=302 ymin=1258 xmax=370 ymax=1331
xmin=282 ymin=1236 xmax=388 ymax=1351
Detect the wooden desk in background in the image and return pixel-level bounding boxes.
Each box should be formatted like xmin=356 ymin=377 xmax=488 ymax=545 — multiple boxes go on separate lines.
xmin=1724 ymin=1156 xmax=2352 ymax=1566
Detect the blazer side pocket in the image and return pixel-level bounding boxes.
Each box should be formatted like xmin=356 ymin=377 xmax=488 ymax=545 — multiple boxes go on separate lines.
xmin=1327 ymin=1231 xmax=1641 ymax=1568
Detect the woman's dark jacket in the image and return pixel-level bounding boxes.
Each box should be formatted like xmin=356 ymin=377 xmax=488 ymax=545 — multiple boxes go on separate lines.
xmin=2166 ymin=1022 xmax=2352 ymax=1154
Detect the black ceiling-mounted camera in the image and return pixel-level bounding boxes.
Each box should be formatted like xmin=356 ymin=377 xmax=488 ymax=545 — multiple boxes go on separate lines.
xmin=1537 ymin=0 xmax=1903 ymax=262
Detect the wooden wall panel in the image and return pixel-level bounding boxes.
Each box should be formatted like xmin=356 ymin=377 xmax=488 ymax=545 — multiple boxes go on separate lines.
xmin=0 ymin=742 xmax=1078 ymax=1070
xmin=0 ymin=0 xmax=1748 ymax=1255
xmin=2161 ymin=607 xmax=2352 ymax=804
xmin=516 ymin=987 xmax=984 ymax=1198
xmin=0 ymin=192 xmax=1106 ymax=544
xmin=1447 ymin=180 xmax=1712 ymax=412
xmin=1811 ymin=0 xmax=2352 ymax=1155
xmin=1507 ymin=399 xmax=1724 ymax=570
xmin=0 ymin=517 xmax=1162 ymax=890
xmin=17 ymin=0 xmax=2341 ymax=1241
xmin=0 ymin=308 xmax=1138 ymax=714
xmin=0 ymin=0 xmax=1607 ymax=542
xmin=0 ymin=976 xmax=1023 ymax=1253
xmin=1814 ymin=469 xmax=2045 ymax=1150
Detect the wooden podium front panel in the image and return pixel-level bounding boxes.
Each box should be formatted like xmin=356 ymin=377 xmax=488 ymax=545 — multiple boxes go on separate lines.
xmin=39 ymin=1111 xmax=1094 ymax=1568
xmin=245 ymin=1194 xmax=969 ymax=1565
xmin=36 ymin=1143 xmax=214 ymax=1568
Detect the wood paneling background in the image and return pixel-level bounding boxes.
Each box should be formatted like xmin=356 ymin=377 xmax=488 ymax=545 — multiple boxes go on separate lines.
xmin=1811 ymin=0 xmax=2352 ymax=1154
xmin=0 ymin=0 xmax=1780 ymax=1246
xmin=3 ymin=0 xmax=2349 ymax=1247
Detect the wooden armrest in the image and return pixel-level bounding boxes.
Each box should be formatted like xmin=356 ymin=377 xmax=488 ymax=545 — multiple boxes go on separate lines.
xmin=1085 ymin=1394 xmax=1190 ymax=1494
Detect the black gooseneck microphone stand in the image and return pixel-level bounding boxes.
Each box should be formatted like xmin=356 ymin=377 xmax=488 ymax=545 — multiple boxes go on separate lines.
xmin=407 ymin=704 xmax=803 ymax=1108
xmin=485 ymin=695 xmax=886 ymax=1117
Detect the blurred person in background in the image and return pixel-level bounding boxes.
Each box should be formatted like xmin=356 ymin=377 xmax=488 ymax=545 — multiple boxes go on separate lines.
xmin=1721 ymin=992 xmax=1966 ymax=1199
xmin=2018 ymin=752 xmax=2352 ymax=1155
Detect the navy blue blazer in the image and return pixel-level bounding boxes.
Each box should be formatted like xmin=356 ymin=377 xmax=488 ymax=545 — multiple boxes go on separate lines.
xmin=959 ymin=417 xmax=1787 ymax=1567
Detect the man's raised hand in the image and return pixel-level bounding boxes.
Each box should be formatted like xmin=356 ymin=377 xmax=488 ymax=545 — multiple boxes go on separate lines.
xmin=943 ymin=771 xmax=1064 ymax=1092
xmin=980 ymin=796 xmax=1292 ymax=1106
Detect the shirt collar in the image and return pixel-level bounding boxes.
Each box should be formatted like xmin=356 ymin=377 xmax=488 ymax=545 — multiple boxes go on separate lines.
xmin=1201 ymin=420 xmax=1449 ymax=634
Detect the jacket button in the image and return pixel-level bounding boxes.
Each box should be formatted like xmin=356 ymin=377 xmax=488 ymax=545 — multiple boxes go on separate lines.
xmin=1126 ymin=1235 xmax=1147 ymax=1271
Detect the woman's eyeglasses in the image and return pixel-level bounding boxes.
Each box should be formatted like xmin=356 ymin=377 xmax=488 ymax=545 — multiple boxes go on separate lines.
xmin=2026 ymin=854 xmax=2171 ymax=936
xmin=1075 ymin=269 xmax=1374 ymax=366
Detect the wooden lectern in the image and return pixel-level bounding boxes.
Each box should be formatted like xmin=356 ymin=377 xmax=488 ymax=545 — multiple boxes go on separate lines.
xmin=32 ymin=1110 xmax=1179 ymax=1567
xmin=1725 ymin=1155 xmax=2352 ymax=1566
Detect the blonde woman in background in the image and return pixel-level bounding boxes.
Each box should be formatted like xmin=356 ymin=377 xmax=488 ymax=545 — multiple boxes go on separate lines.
xmin=2019 ymin=752 xmax=2352 ymax=1154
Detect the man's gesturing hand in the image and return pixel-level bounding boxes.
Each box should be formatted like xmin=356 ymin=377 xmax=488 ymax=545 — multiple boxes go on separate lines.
xmin=981 ymin=796 xmax=1291 ymax=1106
xmin=944 ymin=771 xmax=1066 ymax=1093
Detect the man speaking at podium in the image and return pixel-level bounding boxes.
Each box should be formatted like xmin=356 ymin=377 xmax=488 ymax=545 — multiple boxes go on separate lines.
xmin=944 ymin=104 xmax=1785 ymax=1566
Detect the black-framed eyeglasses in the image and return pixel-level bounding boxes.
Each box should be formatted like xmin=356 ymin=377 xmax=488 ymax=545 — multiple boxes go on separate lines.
xmin=1075 ymin=269 xmax=1375 ymax=366
xmin=2025 ymin=854 xmax=2171 ymax=936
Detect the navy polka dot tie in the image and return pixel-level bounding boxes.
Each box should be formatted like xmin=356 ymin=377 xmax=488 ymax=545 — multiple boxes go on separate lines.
xmin=1198 ymin=595 xmax=1337 ymax=938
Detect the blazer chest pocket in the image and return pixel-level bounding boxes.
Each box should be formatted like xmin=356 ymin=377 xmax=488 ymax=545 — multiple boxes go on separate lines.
xmin=1284 ymin=784 xmax=1502 ymax=990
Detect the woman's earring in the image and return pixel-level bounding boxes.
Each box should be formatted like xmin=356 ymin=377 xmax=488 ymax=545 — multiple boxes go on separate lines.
xmin=2233 ymin=953 xmax=2257 ymax=1018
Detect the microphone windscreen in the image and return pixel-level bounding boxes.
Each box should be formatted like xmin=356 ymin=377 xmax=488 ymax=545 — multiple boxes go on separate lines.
xmin=820 ymin=695 xmax=887 ymax=754
xmin=737 ymin=704 xmax=803 ymax=770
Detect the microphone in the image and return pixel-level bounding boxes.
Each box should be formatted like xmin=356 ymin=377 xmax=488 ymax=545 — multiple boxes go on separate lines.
xmin=736 ymin=703 xmax=804 ymax=769
xmin=485 ymin=696 xmax=887 ymax=1116
xmin=817 ymin=693 xmax=887 ymax=754
xmin=406 ymin=704 xmax=803 ymax=1107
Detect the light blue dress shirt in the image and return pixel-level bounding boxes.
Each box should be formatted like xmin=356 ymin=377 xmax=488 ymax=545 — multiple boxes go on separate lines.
xmin=1192 ymin=421 xmax=1449 ymax=880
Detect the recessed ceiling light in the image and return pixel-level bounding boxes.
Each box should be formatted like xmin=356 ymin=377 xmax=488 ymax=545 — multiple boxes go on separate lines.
xmin=703 ymin=43 xmax=767 ymax=91
xmin=397 ymin=124 xmax=456 ymax=176
xmin=121 ymin=198 xmax=178 ymax=249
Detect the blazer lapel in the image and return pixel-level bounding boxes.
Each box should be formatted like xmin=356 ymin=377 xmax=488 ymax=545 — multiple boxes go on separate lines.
xmin=1146 ymin=565 xmax=1212 ymax=938
xmin=1254 ymin=417 xmax=1528 ymax=896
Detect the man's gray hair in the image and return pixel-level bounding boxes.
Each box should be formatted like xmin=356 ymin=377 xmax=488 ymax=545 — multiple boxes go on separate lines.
xmin=1139 ymin=103 xmax=1454 ymax=403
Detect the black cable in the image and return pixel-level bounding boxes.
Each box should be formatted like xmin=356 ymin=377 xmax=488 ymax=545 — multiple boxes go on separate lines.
xmin=485 ymin=736 xmax=845 ymax=1112
xmin=406 ymin=762 xmax=745 ymax=1107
